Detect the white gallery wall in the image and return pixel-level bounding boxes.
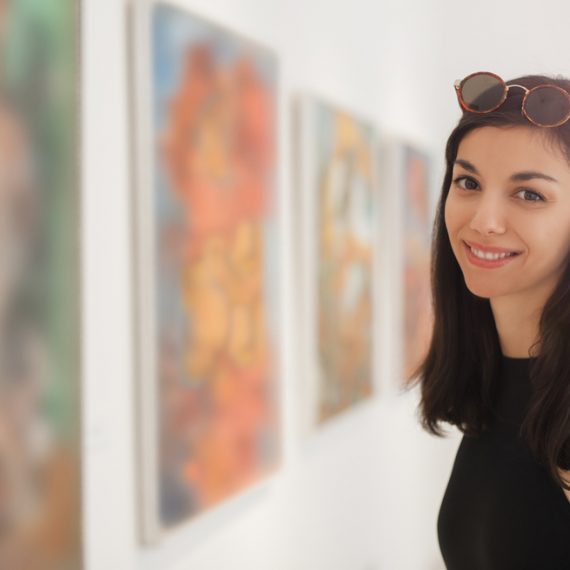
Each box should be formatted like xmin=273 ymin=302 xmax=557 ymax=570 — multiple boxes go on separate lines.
xmin=82 ymin=0 xmax=570 ymax=569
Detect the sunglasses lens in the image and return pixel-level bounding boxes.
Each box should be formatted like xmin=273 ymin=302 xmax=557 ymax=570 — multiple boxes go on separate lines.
xmin=461 ymin=74 xmax=505 ymax=112
xmin=524 ymin=86 xmax=570 ymax=126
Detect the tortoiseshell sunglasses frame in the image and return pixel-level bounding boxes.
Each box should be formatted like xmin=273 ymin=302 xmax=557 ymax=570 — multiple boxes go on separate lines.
xmin=454 ymin=71 xmax=570 ymax=128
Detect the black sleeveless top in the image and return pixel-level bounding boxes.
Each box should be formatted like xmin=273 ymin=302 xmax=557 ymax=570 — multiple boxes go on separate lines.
xmin=437 ymin=355 xmax=570 ymax=569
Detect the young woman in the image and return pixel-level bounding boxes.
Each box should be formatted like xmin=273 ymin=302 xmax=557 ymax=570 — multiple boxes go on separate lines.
xmin=408 ymin=72 xmax=570 ymax=569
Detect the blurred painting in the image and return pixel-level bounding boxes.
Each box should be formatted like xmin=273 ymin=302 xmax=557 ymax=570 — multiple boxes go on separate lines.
xmin=297 ymin=97 xmax=377 ymax=432
xmin=134 ymin=1 xmax=280 ymax=540
xmin=0 ymin=0 xmax=81 ymax=569
xmin=402 ymin=145 xmax=433 ymax=382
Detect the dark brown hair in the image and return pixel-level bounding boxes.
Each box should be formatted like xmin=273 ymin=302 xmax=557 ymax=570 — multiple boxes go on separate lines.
xmin=406 ymin=74 xmax=570 ymax=490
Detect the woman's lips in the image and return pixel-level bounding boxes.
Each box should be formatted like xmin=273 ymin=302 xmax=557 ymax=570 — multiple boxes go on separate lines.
xmin=463 ymin=240 xmax=522 ymax=255
xmin=463 ymin=241 xmax=521 ymax=268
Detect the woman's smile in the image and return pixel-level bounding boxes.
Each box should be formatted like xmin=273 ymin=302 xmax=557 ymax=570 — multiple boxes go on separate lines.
xmin=462 ymin=240 xmax=522 ymax=269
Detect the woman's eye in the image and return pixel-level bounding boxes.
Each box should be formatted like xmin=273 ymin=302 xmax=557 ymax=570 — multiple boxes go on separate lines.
xmin=515 ymin=188 xmax=545 ymax=202
xmin=453 ymin=176 xmax=478 ymax=191
xmin=453 ymin=176 xmax=546 ymax=204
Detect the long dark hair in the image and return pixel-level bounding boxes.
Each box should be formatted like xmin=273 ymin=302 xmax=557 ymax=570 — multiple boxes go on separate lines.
xmin=407 ymin=74 xmax=570 ymax=490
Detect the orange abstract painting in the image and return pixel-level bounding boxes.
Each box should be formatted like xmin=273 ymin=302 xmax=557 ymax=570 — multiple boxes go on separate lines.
xmin=136 ymin=2 xmax=280 ymax=538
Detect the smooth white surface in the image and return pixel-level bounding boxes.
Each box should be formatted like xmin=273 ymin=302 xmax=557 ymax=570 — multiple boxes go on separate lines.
xmin=82 ymin=0 xmax=570 ymax=568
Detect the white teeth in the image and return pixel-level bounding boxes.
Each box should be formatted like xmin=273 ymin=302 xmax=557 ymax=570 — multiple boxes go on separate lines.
xmin=470 ymin=246 xmax=516 ymax=260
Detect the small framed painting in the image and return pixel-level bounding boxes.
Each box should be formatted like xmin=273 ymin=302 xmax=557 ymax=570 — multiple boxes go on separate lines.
xmin=401 ymin=144 xmax=433 ymax=383
xmin=295 ymin=95 xmax=380 ymax=434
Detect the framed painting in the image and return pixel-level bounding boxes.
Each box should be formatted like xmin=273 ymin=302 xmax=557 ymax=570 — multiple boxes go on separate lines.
xmin=132 ymin=0 xmax=281 ymax=542
xmin=295 ymin=95 xmax=379 ymax=434
xmin=401 ymin=144 xmax=433 ymax=383
xmin=0 ymin=0 xmax=82 ymax=568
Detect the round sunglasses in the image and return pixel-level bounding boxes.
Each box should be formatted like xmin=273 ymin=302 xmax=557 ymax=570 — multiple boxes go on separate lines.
xmin=454 ymin=71 xmax=570 ymax=128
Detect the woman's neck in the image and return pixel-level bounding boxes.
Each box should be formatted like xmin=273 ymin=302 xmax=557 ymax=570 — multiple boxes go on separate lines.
xmin=490 ymin=295 xmax=543 ymax=358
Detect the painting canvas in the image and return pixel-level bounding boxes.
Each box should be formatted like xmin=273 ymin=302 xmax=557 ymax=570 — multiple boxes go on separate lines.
xmin=133 ymin=0 xmax=280 ymax=541
xmin=0 ymin=0 xmax=81 ymax=569
xmin=296 ymin=96 xmax=378 ymax=433
xmin=402 ymin=145 xmax=433 ymax=382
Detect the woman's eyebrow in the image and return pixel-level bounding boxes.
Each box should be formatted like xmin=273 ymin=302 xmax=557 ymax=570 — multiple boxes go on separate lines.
xmin=510 ymin=171 xmax=558 ymax=184
xmin=454 ymin=159 xmax=479 ymax=174
xmin=454 ymin=158 xmax=559 ymax=184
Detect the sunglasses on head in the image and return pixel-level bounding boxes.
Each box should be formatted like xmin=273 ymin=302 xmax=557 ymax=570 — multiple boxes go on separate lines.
xmin=454 ymin=71 xmax=570 ymax=128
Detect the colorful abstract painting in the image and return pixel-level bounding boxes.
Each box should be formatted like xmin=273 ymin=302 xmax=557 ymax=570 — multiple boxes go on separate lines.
xmin=134 ymin=1 xmax=280 ymax=540
xmin=402 ymin=145 xmax=433 ymax=382
xmin=0 ymin=0 xmax=81 ymax=569
xmin=297 ymin=97 xmax=378 ymax=432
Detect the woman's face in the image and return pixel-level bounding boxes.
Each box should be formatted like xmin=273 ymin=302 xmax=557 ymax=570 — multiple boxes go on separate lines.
xmin=445 ymin=125 xmax=570 ymax=306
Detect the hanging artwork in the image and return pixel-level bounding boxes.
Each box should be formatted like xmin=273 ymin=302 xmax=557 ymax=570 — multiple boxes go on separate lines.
xmin=132 ymin=0 xmax=280 ymax=541
xmin=402 ymin=145 xmax=433 ymax=382
xmin=296 ymin=96 xmax=379 ymax=433
xmin=0 ymin=0 xmax=82 ymax=569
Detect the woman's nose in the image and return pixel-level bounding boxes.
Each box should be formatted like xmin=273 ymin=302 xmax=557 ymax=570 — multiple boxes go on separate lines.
xmin=468 ymin=194 xmax=506 ymax=236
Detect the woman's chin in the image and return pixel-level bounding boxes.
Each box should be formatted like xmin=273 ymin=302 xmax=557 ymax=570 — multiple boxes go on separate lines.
xmin=461 ymin=276 xmax=507 ymax=300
